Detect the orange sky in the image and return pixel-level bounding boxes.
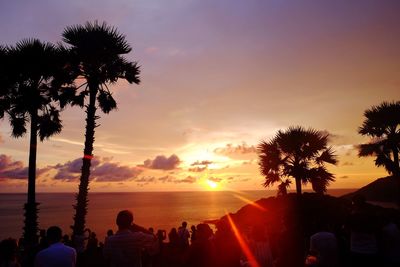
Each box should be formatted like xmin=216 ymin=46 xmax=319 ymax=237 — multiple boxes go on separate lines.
xmin=0 ymin=0 xmax=399 ymax=192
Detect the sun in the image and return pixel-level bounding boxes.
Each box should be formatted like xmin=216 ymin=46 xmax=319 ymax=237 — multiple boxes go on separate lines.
xmin=206 ymin=180 xmax=218 ymax=190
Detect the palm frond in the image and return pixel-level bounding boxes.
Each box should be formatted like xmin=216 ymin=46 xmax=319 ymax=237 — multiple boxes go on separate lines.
xmin=97 ymin=89 xmax=117 ymax=114
xmin=38 ymin=107 xmax=62 ymax=141
xmin=9 ymin=114 xmax=27 ymax=138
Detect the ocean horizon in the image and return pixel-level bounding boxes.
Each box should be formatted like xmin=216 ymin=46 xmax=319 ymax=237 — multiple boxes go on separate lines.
xmin=0 ymin=189 xmax=355 ymax=240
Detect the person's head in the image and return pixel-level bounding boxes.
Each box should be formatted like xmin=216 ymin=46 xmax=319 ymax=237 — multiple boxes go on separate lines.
xmin=62 ymin=234 xmax=70 ymax=242
xmin=191 ymin=225 xmax=196 ymax=231
xmin=47 ymin=226 xmax=62 ymax=244
xmin=182 ymin=221 xmax=187 ymax=228
xmin=149 ymin=227 xmax=154 ymax=234
xmin=116 ymin=210 xmax=133 ymax=230
xmin=107 ymin=229 xmax=114 ymax=236
xmin=39 ymin=229 xmax=46 ymax=238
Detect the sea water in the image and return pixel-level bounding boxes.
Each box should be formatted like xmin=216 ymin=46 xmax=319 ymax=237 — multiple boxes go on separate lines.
xmin=0 ymin=189 xmax=354 ymax=240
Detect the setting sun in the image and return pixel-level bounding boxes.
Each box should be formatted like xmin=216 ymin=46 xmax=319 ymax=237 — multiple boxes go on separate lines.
xmin=206 ymin=180 xmax=218 ymax=190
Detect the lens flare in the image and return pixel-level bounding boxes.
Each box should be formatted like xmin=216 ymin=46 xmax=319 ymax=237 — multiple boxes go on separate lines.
xmin=225 ymin=211 xmax=260 ymax=267
xmin=233 ymin=194 xmax=267 ymax=212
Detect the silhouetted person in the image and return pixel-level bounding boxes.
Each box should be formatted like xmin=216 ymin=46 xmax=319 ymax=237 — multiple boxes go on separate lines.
xmin=165 ymin=228 xmax=182 ymax=266
xmin=348 ymin=195 xmax=379 ymax=267
xmin=38 ymin=229 xmax=48 ymax=251
xmin=380 ymin=214 xmax=400 ymax=267
xmin=186 ymin=224 xmax=216 ymax=267
xmin=103 ymin=210 xmax=157 ymax=267
xmin=214 ymin=221 xmax=241 ymax=267
xmin=62 ymin=235 xmax=73 ymax=248
xmin=86 ymin=232 xmax=98 ymax=251
xmin=105 ymin=229 xmax=114 ymax=244
xmin=168 ymin=228 xmax=179 ymax=247
xmin=0 ymin=238 xmax=20 ymax=267
xmin=178 ymin=222 xmax=190 ymax=249
xmin=107 ymin=230 xmax=114 ymax=237
xmin=34 ymin=226 xmax=77 ymax=267
xmin=190 ymin=225 xmax=196 ymax=243
xmin=153 ymin=230 xmax=166 ymax=267
xmin=308 ymin=222 xmax=338 ymax=267
xmin=246 ymin=224 xmax=273 ymax=267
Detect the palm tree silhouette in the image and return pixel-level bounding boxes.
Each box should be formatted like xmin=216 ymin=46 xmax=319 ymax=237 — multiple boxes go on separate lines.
xmin=258 ymin=126 xmax=338 ymax=195
xmin=277 ymin=179 xmax=291 ymax=196
xmin=61 ymin=21 xmax=140 ymax=237
xmin=358 ymin=101 xmax=400 ymax=177
xmin=0 ymin=39 xmax=64 ymax=246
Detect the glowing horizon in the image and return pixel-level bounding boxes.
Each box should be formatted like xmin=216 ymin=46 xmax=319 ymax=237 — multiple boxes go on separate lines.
xmin=0 ymin=0 xmax=398 ymax=193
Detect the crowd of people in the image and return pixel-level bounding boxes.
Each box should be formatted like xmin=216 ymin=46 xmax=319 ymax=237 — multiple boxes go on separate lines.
xmin=1 ymin=195 xmax=400 ymax=267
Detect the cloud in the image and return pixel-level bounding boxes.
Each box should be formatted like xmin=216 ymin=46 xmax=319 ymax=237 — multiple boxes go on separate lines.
xmin=175 ymin=176 xmax=197 ymax=184
xmin=340 ymin=175 xmax=349 ymax=179
xmin=188 ymin=166 xmax=207 ymax=172
xmin=143 ymin=154 xmax=180 ymax=170
xmin=158 ymin=175 xmax=176 ymax=183
xmin=191 ymin=160 xmax=213 ymax=166
xmin=333 ymin=144 xmax=357 ymax=156
xmin=0 ymin=154 xmax=49 ymax=180
xmin=214 ymin=143 xmax=257 ymax=156
xmin=136 ymin=176 xmax=157 ymax=183
xmin=93 ymin=162 xmax=142 ymax=182
xmin=52 ymin=157 xmax=141 ymax=182
xmin=208 ymin=177 xmax=222 ymax=183
xmin=145 ymin=46 xmax=159 ymax=55
xmin=53 ymin=158 xmax=100 ymax=181
xmin=0 ymin=133 xmax=4 ymax=144
xmin=342 ymin=161 xmax=354 ymax=166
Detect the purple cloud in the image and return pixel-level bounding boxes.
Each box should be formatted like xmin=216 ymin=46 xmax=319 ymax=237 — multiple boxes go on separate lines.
xmin=143 ymin=154 xmax=180 ymax=170
xmin=0 ymin=154 xmax=49 ymax=180
xmin=53 ymin=157 xmax=141 ymax=182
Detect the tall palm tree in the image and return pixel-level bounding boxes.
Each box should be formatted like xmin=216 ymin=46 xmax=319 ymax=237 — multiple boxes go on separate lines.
xmin=358 ymin=101 xmax=400 ymax=177
xmin=61 ymin=21 xmax=140 ymax=237
xmin=1 ymin=39 xmax=64 ymax=247
xmin=258 ymin=126 xmax=338 ymax=195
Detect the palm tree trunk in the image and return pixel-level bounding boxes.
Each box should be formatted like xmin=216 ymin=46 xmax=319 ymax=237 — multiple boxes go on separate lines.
xmin=295 ymin=177 xmax=302 ymax=195
xmin=23 ymin=111 xmax=39 ymax=247
xmin=72 ymin=84 xmax=98 ymax=237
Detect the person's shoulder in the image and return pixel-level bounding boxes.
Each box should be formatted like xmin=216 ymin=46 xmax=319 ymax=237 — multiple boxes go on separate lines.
xmin=62 ymin=243 xmax=77 ymax=253
xmin=132 ymin=231 xmax=153 ymax=238
xmin=35 ymin=247 xmax=49 ymax=258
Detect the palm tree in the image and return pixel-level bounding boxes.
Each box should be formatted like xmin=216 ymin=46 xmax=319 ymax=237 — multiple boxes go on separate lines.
xmin=358 ymin=101 xmax=400 ymax=177
xmin=258 ymin=126 xmax=338 ymax=195
xmin=277 ymin=179 xmax=291 ymax=196
xmin=1 ymin=39 xmax=64 ymax=246
xmin=61 ymin=21 xmax=140 ymax=237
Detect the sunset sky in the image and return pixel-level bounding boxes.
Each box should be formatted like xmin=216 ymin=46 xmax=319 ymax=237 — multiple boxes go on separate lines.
xmin=0 ymin=0 xmax=399 ymax=192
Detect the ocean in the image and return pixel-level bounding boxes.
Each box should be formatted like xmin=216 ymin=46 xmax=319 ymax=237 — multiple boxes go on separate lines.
xmin=0 ymin=189 xmax=354 ymax=240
